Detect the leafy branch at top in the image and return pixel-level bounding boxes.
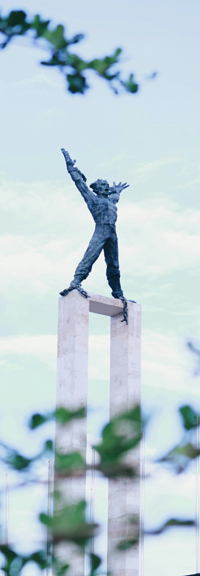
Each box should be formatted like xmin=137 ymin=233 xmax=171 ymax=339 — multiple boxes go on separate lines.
xmin=0 ymin=9 xmax=141 ymax=95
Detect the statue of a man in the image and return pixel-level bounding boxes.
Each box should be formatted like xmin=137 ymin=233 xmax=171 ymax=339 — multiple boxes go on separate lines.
xmin=60 ymin=149 xmax=132 ymax=321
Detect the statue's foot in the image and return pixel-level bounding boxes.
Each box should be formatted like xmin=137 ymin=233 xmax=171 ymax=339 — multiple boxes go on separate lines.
xmin=120 ymin=297 xmax=137 ymax=325
xmin=59 ymin=286 xmax=74 ymax=297
xmin=59 ymin=283 xmax=89 ymax=299
xmin=120 ymin=297 xmax=128 ymax=325
xmin=76 ymin=285 xmax=89 ymax=299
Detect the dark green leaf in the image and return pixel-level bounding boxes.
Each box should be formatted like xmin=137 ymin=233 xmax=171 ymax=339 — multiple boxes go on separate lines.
xmin=179 ymin=405 xmax=198 ymax=430
xmin=158 ymin=442 xmax=200 ymax=472
xmin=70 ymin=33 xmax=84 ymax=44
xmin=43 ymin=25 xmax=68 ymax=49
xmin=55 ymin=406 xmax=86 ymax=424
xmin=52 ymin=556 xmax=70 ymax=576
xmin=3 ymin=450 xmax=32 ymax=470
xmin=0 ymin=545 xmax=17 ymax=563
xmin=29 ymin=550 xmax=47 ymax=569
xmin=55 ymin=450 xmax=85 ymax=474
xmin=93 ymin=405 xmax=142 ymax=469
xmin=31 ymin=15 xmax=50 ymax=38
xmin=67 ymin=73 xmax=89 ymax=94
xmin=28 ymin=406 xmax=86 ymax=430
xmin=121 ymin=405 xmax=141 ymax=423
xmin=0 ymin=10 xmax=30 ymax=38
xmin=0 ymin=546 xmax=23 ymax=574
xmin=117 ymin=537 xmax=138 ymax=550
xmin=99 ymin=461 xmax=137 ymax=479
xmin=7 ymin=10 xmax=27 ymax=27
xmin=41 ymin=53 xmax=65 ymax=67
xmin=89 ymin=552 xmax=101 ymax=573
xmin=44 ymin=439 xmax=54 ymax=452
xmin=145 ymin=518 xmax=195 ymax=535
xmin=88 ymin=48 xmax=122 ymax=77
xmin=40 ymin=500 xmax=98 ymax=547
xmin=28 ymin=412 xmax=47 ymax=429
xmin=121 ymin=74 xmax=139 ymax=93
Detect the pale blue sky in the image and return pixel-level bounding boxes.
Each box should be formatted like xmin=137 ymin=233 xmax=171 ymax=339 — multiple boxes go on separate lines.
xmin=0 ymin=1 xmax=200 ymax=574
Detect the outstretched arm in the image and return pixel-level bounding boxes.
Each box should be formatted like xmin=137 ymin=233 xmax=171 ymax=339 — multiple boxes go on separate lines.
xmin=108 ymin=181 xmax=129 ymax=204
xmin=61 ymin=149 xmax=93 ymax=204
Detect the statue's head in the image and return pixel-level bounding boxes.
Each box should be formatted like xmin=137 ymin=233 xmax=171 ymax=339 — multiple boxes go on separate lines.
xmin=90 ymin=179 xmax=110 ymax=196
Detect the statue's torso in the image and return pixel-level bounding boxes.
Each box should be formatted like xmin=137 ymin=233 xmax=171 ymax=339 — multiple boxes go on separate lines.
xmin=89 ymin=196 xmax=118 ymax=226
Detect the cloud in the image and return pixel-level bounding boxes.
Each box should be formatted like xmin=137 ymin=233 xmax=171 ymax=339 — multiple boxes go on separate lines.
xmin=142 ymin=328 xmax=195 ymax=392
xmin=0 ymin=72 xmax=58 ymax=95
xmin=0 ymin=332 xmax=110 ymax=376
xmin=118 ymin=199 xmax=200 ymax=277
xmin=88 ymin=328 xmax=198 ymax=393
xmin=99 ymin=153 xmax=126 ymax=169
xmin=0 ymin=334 xmax=57 ymax=369
xmin=129 ymin=155 xmax=184 ymax=181
xmin=0 ymin=328 xmax=194 ymax=393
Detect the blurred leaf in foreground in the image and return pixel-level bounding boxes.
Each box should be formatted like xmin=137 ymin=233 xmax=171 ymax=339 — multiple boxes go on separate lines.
xmin=55 ymin=449 xmax=85 ymax=476
xmin=40 ymin=500 xmax=98 ymax=547
xmin=145 ymin=517 xmax=195 ymax=535
xmin=157 ymin=442 xmax=200 ymax=473
xmin=94 ymin=405 xmax=142 ymax=465
xmin=0 ymin=545 xmax=48 ymax=574
xmin=28 ymin=406 xmax=86 ymax=429
xmin=179 ymin=405 xmax=198 ymax=430
xmin=89 ymin=552 xmax=102 ymax=575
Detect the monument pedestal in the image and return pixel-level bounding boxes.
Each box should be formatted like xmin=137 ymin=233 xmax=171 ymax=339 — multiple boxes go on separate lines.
xmin=56 ymin=290 xmax=141 ymax=575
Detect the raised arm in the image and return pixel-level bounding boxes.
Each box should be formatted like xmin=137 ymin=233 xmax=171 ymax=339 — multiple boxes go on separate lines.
xmin=61 ymin=149 xmax=94 ymax=204
xmin=108 ymin=181 xmax=129 ymax=204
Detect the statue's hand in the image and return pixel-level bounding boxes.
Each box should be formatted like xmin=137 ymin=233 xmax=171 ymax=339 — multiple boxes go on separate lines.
xmin=61 ymin=149 xmax=87 ymax=182
xmin=110 ymin=181 xmax=129 ymax=194
xmin=61 ymin=149 xmax=76 ymax=168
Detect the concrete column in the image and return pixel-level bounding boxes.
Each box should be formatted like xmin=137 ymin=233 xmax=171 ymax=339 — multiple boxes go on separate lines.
xmin=56 ymin=290 xmax=89 ymax=576
xmin=56 ymin=289 xmax=89 ymax=458
xmin=108 ymin=302 xmax=141 ymax=576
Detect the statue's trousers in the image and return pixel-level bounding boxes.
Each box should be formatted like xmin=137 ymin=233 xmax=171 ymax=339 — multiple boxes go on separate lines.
xmin=73 ymin=224 xmax=123 ymax=298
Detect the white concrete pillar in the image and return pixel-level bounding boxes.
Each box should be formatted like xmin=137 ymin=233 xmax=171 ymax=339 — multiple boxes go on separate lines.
xmin=108 ymin=302 xmax=141 ymax=576
xmin=56 ymin=290 xmax=89 ymax=576
xmin=56 ymin=289 xmax=89 ymax=459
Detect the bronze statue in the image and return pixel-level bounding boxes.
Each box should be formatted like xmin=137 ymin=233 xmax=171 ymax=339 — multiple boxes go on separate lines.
xmin=60 ymin=149 xmax=134 ymax=323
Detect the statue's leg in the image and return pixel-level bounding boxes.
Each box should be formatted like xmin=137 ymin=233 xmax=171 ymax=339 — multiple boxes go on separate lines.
xmin=73 ymin=227 xmax=105 ymax=283
xmin=60 ymin=227 xmax=105 ymax=297
xmin=103 ymin=231 xmax=137 ymax=324
xmin=104 ymin=232 xmax=124 ymax=299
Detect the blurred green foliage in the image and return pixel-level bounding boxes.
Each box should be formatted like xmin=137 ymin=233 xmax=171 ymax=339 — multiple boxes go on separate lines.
xmin=0 ymin=546 xmax=47 ymax=574
xmin=94 ymin=405 xmax=142 ymax=478
xmin=158 ymin=440 xmax=200 ymax=473
xmin=28 ymin=406 xmax=86 ymax=430
xmin=40 ymin=500 xmax=98 ymax=546
xmin=0 ymin=398 xmax=198 ymax=574
xmin=0 ymin=9 xmax=141 ymax=95
xmin=145 ymin=518 xmax=195 ymax=536
xmin=179 ymin=405 xmax=198 ymax=430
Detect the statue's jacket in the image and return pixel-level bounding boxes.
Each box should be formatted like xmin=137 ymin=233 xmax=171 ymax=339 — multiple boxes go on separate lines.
xmin=69 ymin=168 xmax=120 ymax=228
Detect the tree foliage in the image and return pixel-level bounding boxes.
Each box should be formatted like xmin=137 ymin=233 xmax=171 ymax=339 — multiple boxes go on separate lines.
xmin=0 ymin=398 xmax=198 ymax=575
xmin=0 ymin=9 xmax=140 ymax=95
